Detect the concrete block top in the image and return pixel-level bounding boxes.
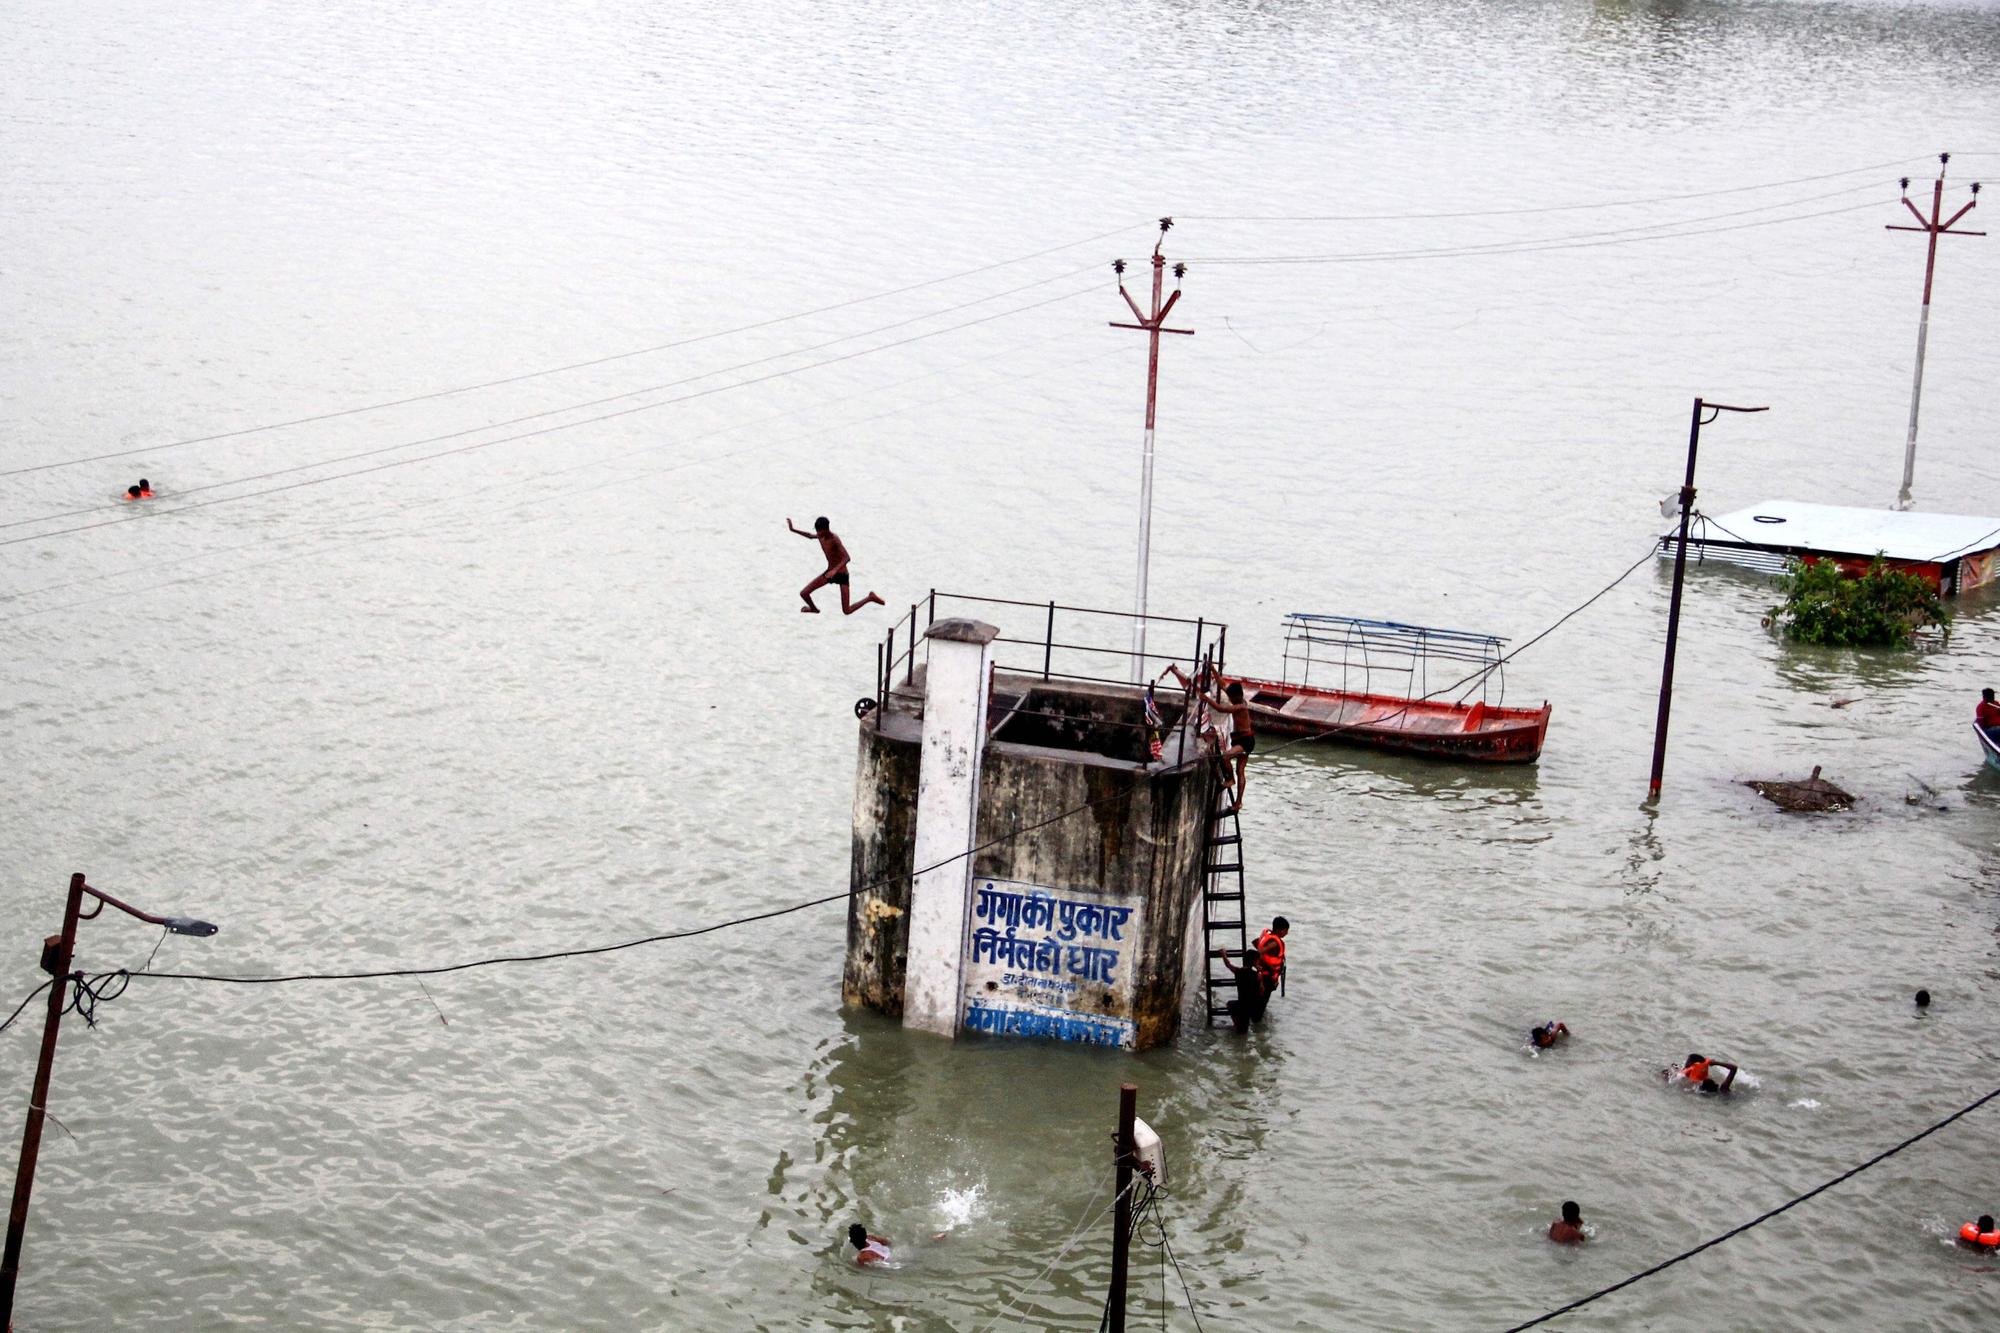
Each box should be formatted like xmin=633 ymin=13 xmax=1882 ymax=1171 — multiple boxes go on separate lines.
xmin=923 ymin=618 xmax=1000 ymax=646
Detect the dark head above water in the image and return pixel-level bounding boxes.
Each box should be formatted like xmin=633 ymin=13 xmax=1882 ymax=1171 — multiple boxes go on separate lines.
xmin=1561 ymin=1201 xmax=1581 ymax=1225
xmin=1916 ymin=990 xmax=1931 ymax=1008
xmin=1981 ymin=1215 xmax=1996 ymax=1233
xmin=1686 ymin=1053 xmax=1705 ymax=1067
xmin=848 ymin=1223 xmax=867 ymax=1249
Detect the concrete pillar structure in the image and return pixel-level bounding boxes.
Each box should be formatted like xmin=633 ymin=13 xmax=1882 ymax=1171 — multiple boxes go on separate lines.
xmin=901 ymin=619 xmax=999 ymax=1038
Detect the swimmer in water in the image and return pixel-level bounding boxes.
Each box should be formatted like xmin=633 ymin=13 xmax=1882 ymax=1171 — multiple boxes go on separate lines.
xmin=789 ymin=516 xmax=885 ymax=616
xmin=123 ymin=480 xmax=153 ymax=500
xmin=1665 ymin=1052 xmax=1737 ymax=1094
xmin=1530 ymin=1021 xmax=1570 ymax=1049
xmin=1548 ymin=1200 xmax=1586 ymax=1244
xmin=1959 ymin=1214 xmax=1998 ymax=1250
xmin=848 ymin=1222 xmax=893 ymax=1267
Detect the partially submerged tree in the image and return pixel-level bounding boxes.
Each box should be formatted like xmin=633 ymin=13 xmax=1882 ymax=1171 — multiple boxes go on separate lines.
xmin=1768 ymin=555 xmax=1951 ymax=648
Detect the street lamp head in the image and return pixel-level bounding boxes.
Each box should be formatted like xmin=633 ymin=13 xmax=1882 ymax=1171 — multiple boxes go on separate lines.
xmin=161 ymin=916 xmax=218 ymax=938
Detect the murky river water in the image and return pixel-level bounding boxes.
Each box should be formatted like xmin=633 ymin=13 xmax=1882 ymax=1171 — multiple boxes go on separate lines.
xmin=6 ymin=0 xmax=2000 ymax=1328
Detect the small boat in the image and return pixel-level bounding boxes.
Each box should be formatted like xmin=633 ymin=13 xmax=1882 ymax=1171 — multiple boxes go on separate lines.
xmin=1979 ymin=723 xmax=2000 ymax=773
xmin=1232 ymin=675 xmax=1551 ymax=763
xmin=1230 ymin=613 xmax=1550 ymax=763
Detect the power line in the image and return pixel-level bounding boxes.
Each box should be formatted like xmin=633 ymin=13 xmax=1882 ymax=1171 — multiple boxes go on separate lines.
xmin=104 ymin=540 xmax=1655 ymax=986
xmin=1180 ymin=155 xmax=1929 ymax=222
xmin=0 ymin=264 xmax=1099 ymax=536
xmin=0 ymin=333 xmax=1123 ymax=625
xmin=0 ymin=284 xmax=1098 ymax=552
xmin=1498 ymin=1080 xmax=2000 ymax=1331
xmin=1188 ymin=198 xmax=1886 ymax=267
xmin=0 ymin=221 xmax=1152 ymax=480
xmin=126 ymin=778 xmax=1148 ymax=987
xmin=0 ymin=980 xmax=54 ymax=1038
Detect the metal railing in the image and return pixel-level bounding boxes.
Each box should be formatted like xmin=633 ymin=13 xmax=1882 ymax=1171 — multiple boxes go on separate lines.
xmin=871 ymin=590 xmax=1228 ymax=718
xmin=1280 ymin=612 xmax=1507 ymax=706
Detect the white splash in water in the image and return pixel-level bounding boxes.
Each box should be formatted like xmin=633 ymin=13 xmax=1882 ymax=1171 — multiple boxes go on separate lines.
xmin=1790 ymin=1098 xmax=1821 ymax=1110
xmin=936 ymin=1184 xmax=986 ymax=1231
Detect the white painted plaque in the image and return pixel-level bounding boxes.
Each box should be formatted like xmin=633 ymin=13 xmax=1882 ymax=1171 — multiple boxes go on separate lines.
xmin=959 ymin=877 xmax=1141 ymax=1048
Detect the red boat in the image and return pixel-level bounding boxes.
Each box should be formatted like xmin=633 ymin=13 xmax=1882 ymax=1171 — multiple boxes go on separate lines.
xmin=1225 ymin=613 xmax=1550 ymax=763
xmin=1231 ymin=676 xmax=1550 ymax=763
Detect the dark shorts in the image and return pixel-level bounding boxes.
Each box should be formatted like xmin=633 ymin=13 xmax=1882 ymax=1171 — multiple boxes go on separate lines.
xmin=828 ymin=571 xmax=849 ymax=586
xmin=1236 ymin=732 xmax=1256 ymax=755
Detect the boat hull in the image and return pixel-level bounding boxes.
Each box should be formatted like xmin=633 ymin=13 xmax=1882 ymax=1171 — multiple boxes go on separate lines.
xmin=1980 ymin=723 xmax=2000 ymax=774
xmin=1231 ymin=676 xmax=1550 ymax=764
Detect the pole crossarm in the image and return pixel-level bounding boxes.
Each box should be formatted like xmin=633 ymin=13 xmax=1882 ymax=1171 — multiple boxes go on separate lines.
xmin=1109 ymin=218 xmax=1195 ymax=681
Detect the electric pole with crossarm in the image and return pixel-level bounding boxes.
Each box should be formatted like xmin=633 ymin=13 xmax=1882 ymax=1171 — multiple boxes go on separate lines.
xmin=1110 ymin=219 xmax=1194 ymax=682
xmin=1886 ymin=153 xmax=1982 ymax=510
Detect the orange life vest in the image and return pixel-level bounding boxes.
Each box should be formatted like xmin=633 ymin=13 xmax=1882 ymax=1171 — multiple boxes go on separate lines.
xmin=1961 ymin=1222 xmax=2000 ymax=1247
xmin=1682 ymin=1059 xmax=1711 ymax=1084
xmin=1253 ymin=930 xmax=1285 ymax=982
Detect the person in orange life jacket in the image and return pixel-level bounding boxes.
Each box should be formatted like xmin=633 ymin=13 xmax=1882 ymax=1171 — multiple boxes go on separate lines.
xmin=1548 ymin=1200 xmax=1587 ymax=1244
xmin=123 ymin=479 xmax=153 ymax=500
xmin=1253 ymin=917 xmax=1287 ymax=991
xmin=849 ymin=1222 xmax=893 ymax=1266
xmin=1665 ymin=1052 xmax=1737 ymax=1094
xmin=1978 ymin=688 xmax=2000 ymax=739
xmin=1959 ymin=1215 xmax=1999 ymax=1249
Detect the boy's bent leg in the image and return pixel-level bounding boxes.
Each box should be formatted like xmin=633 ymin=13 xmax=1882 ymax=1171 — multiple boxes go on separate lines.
xmin=840 ymin=586 xmax=886 ymax=615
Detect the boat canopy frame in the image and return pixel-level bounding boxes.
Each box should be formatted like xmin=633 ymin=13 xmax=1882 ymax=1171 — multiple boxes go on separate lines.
xmin=1280 ymin=613 xmax=1507 ymax=707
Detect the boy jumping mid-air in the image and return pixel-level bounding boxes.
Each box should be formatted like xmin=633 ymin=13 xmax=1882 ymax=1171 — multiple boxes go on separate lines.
xmin=788 ymin=516 xmax=884 ymax=615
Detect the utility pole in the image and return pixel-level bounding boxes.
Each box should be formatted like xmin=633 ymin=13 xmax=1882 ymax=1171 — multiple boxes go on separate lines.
xmin=1886 ymin=153 xmax=1982 ymax=510
xmin=1110 ymin=219 xmax=1194 ymax=682
xmin=1106 ymin=1082 xmax=1138 ymax=1333
xmin=1 ymin=875 xmax=216 ymax=1327
xmin=1648 ymin=398 xmax=1767 ymax=803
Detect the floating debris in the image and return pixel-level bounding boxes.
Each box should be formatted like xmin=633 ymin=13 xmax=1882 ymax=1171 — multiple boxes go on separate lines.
xmin=1746 ymin=765 xmax=1855 ymax=812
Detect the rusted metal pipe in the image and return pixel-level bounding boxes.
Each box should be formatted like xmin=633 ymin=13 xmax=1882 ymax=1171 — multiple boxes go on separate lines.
xmin=0 ymin=874 xmax=86 ymax=1327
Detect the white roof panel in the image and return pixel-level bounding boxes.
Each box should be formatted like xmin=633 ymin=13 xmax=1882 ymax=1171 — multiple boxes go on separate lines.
xmin=1688 ymin=501 xmax=2000 ymax=563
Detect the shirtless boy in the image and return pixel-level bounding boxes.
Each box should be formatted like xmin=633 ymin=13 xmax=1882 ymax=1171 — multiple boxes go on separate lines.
xmin=788 ymin=516 xmax=885 ymax=615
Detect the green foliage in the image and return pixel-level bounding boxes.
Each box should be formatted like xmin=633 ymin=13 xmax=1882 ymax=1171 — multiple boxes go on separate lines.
xmin=1768 ymin=554 xmax=1951 ymax=648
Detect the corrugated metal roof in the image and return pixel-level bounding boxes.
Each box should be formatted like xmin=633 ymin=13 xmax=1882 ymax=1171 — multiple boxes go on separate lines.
xmin=1670 ymin=501 xmax=2000 ymax=563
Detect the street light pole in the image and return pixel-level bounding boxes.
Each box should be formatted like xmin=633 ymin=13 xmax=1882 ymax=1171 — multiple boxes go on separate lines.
xmin=1110 ymin=219 xmax=1194 ymax=682
xmin=1647 ymin=398 xmax=1767 ymax=802
xmin=0 ymin=874 xmax=216 ymax=1327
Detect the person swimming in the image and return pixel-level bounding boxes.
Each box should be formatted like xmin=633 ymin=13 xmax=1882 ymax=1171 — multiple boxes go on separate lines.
xmin=1530 ymin=1020 xmax=1570 ymax=1049
xmin=848 ymin=1222 xmax=893 ymax=1267
xmin=1665 ymin=1052 xmax=1737 ymax=1094
xmin=123 ymin=479 xmax=153 ymax=500
xmin=1959 ymin=1214 xmax=1999 ymax=1249
xmin=1547 ymin=1200 xmax=1587 ymax=1244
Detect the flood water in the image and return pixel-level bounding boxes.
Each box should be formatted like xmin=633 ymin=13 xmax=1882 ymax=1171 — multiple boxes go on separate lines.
xmin=6 ymin=0 xmax=2000 ymax=1328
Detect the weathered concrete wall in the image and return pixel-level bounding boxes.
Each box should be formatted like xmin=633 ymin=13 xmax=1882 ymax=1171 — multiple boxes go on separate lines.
xmin=844 ymin=681 xmax=1218 ymax=1049
xmin=843 ymin=716 xmax=920 ymax=1016
xmin=967 ymin=747 xmax=1213 ymax=1049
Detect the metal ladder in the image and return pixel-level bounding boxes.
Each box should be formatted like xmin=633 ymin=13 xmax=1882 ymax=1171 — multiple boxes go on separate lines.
xmin=1200 ymin=776 xmax=1249 ymax=1026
